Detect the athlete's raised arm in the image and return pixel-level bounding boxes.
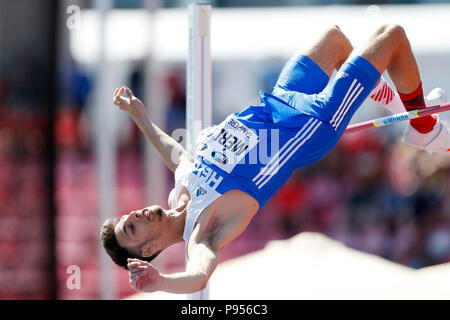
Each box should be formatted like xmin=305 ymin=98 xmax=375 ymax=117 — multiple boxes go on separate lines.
xmin=127 ymin=242 xmax=218 ymax=294
xmin=113 ymin=86 xmax=192 ymax=172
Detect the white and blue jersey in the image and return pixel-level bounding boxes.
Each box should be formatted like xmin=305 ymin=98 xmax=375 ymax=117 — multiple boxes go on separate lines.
xmin=186 ymin=54 xmax=380 ymax=211
xmin=181 ymin=54 xmax=380 ymax=244
xmin=179 ymin=54 xmax=383 ymax=245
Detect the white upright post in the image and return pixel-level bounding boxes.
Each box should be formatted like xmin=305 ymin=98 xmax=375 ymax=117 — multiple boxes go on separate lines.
xmin=186 ymin=2 xmax=212 ymax=300
xmin=143 ymin=1 xmax=166 ymax=209
xmin=93 ymin=0 xmax=117 ymax=300
xmin=143 ymin=0 xmax=169 ymax=273
xmin=186 ymin=2 xmax=212 ymax=157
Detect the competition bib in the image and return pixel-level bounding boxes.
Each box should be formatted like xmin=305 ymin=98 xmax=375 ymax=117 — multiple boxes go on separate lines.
xmin=198 ymin=115 xmax=259 ymax=173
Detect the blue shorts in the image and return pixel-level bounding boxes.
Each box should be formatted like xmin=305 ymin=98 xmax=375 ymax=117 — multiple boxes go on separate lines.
xmin=271 ymin=54 xmax=380 ymax=137
xmin=198 ymin=54 xmax=380 ymax=209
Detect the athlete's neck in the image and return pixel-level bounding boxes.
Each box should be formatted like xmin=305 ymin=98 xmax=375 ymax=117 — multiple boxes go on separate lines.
xmin=166 ymin=203 xmax=188 ymax=243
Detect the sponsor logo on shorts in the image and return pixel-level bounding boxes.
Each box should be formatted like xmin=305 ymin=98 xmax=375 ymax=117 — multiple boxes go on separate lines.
xmin=335 ymin=71 xmax=349 ymax=79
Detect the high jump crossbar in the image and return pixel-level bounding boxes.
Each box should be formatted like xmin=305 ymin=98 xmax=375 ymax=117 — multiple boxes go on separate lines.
xmin=345 ymin=102 xmax=450 ymax=134
xmin=186 ymin=2 xmax=212 ymax=300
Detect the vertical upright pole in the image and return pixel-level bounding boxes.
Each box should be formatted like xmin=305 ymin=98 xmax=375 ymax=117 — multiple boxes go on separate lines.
xmin=144 ymin=0 xmax=165 ymax=208
xmin=186 ymin=2 xmax=212 ymax=300
xmin=186 ymin=3 xmax=212 ymax=158
xmin=94 ymin=0 xmax=117 ymax=300
xmin=144 ymin=0 xmax=168 ymax=271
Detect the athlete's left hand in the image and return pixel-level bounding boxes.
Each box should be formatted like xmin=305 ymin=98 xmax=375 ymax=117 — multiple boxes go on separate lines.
xmin=113 ymin=86 xmax=148 ymax=120
xmin=127 ymin=258 xmax=163 ymax=292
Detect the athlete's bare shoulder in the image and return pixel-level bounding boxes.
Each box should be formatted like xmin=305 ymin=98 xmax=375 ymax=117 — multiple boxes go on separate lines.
xmin=188 ymin=190 xmax=259 ymax=256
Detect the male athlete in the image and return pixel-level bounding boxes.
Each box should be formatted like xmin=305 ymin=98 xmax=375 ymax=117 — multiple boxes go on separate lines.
xmin=101 ymin=24 xmax=449 ymax=294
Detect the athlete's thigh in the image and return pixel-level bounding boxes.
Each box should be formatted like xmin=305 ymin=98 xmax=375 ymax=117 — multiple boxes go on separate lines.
xmin=289 ymin=118 xmax=338 ymax=168
xmin=272 ymin=53 xmax=329 ymax=96
xmin=279 ymin=55 xmax=381 ymax=168
xmin=313 ymin=55 xmax=381 ymax=137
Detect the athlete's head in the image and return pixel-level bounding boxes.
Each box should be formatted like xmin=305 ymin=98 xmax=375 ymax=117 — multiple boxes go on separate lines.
xmin=100 ymin=205 xmax=167 ymax=269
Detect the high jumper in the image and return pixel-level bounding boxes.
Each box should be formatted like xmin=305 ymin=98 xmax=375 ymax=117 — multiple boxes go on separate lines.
xmin=101 ymin=24 xmax=449 ymax=294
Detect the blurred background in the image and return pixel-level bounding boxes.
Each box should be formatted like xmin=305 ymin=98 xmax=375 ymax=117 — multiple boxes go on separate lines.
xmin=0 ymin=0 xmax=449 ymax=300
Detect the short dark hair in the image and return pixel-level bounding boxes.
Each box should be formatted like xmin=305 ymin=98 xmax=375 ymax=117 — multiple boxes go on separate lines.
xmin=100 ymin=218 xmax=162 ymax=270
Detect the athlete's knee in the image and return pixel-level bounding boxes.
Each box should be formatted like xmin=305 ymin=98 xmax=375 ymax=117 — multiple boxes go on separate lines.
xmin=326 ymin=25 xmax=347 ymax=41
xmin=327 ymin=24 xmax=342 ymax=34
xmin=375 ymin=24 xmax=409 ymax=45
xmin=325 ymin=25 xmax=353 ymax=54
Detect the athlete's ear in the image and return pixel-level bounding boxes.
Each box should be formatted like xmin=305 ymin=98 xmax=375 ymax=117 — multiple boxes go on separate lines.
xmin=141 ymin=242 xmax=154 ymax=258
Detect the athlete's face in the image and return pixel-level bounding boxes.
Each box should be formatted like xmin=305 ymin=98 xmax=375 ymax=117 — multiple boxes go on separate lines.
xmin=114 ymin=205 xmax=165 ymax=257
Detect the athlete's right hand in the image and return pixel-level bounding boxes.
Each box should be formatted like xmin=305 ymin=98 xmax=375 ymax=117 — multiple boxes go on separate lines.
xmin=127 ymin=258 xmax=163 ymax=293
xmin=113 ymin=86 xmax=147 ymax=119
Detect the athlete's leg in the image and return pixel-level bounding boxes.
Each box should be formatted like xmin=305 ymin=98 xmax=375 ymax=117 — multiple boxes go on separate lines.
xmin=325 ymin=26 xmax=403 ymax=114
xmin=299 ymin=25 xmax=353 ymax=77
xmin=273 ymin=24 xmax=448 ymax=173
xmin=321 ymin=23 xmax=430 ymax=131
xmin=272 ymin=25 xmax=353 ymax=97
xmin=352 ymin=24 xmax=419 ymax=94
xmin=275 ymin=25 xmax=402 ymax=113
xmin=353 ymin=24 xmax=450 ymax=154
xmin=320 ymin=24 xmax=422 ymax=135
